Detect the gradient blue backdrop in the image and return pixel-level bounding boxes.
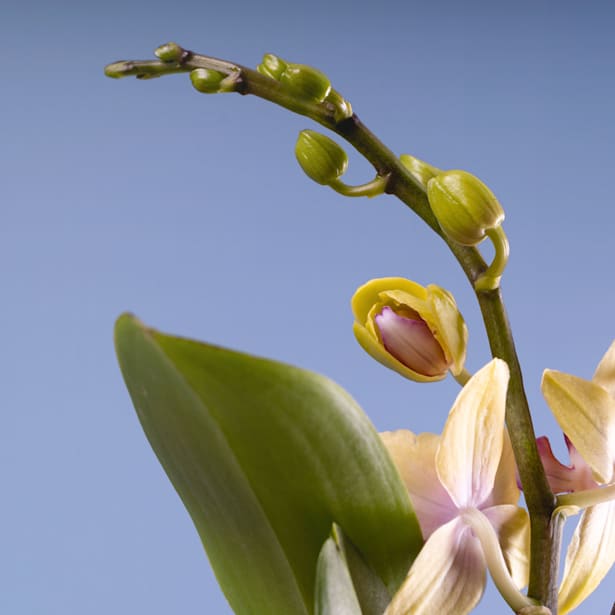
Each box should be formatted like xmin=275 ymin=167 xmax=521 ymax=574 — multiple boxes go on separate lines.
xmin=2 ymin=0 xmax=614 ymax=613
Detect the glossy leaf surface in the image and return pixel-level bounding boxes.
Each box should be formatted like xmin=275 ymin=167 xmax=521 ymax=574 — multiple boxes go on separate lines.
xmin=115 ymin=314 xmax=422 ymax=614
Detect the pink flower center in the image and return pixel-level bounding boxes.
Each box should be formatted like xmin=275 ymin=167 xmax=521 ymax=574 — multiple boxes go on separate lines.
xmin=375 ymin=306 xmax=449 ymax=377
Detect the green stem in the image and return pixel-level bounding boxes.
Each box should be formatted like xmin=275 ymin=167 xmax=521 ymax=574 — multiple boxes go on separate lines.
xmin=105 ymin=44 xmax=561 ymax=611
xmin=453 ymin=367 xmax=472 ymax=386
xmin=329 ymin=175 xmax=389 ymax=198
xmin=475 ymin=226 xmax=510 ymax=291
xmin=477 ymin=289 xmax=559 ymax=607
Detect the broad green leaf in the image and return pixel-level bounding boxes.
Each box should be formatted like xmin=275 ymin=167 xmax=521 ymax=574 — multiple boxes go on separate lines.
xmin=115 ymin=314 xmax=422 ymax=614
xmin=315 ymin=525 xmax=391 ymax=615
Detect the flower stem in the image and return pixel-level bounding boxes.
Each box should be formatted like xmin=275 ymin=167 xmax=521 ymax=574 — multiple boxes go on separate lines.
xmin=556 ymin=483 xmax=615 ymax=512
xmin=475 ymin=226 xmax=510 ymax=291
xmin=329 ymin=174 xmax=389 ymax=197
xmin=105 ymin=44 xmax=562 ymax=611
xmin=453 ymin=368 xmax=472 ymax=386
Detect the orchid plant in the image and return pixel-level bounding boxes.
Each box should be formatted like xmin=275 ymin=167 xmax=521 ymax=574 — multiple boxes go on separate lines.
xmin=105 ymin=43 xmax=615 ymax=614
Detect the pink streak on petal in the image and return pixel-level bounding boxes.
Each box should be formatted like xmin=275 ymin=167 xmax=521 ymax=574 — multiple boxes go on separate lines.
xmin=385 ymin=518 xmax=486 ymax=615
xmin=535 ymin=435 xmax=598 ymax=494
xmin=375 ymin=306 xmax=449 ymax=377
xmin=381 ymin=430 xmax=458 ymax=539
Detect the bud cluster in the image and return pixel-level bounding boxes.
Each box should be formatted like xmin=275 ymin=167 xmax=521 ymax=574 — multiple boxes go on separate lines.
xmin=257 ymin=54 xmax=352 ymax=120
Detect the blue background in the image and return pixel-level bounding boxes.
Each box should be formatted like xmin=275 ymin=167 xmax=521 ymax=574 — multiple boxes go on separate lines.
xmin=2 ymin=0 xmax=614 ymax=612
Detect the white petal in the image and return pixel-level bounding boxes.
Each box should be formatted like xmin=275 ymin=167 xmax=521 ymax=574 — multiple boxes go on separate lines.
xmin=593 ymin=339 xmax=615 ymax=399
xmin=542 ymin=369 xmax=615 ymax=484
xmin=385 ymin=518 xmax=485 ymax=615
xmin=484 ymin=429 xmax=522 ymax=507
xmin=380 ymin=430 xmax=457 ymax=538
xmin=558 ymin=500 xmax=615 ymax=614
xmin=437 ymin=359 xmax=510 ymax=508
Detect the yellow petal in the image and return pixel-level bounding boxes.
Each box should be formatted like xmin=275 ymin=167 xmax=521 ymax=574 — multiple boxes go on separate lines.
xmin=437 ymin=359 xmax=510 ymax=508
xmin=593 ymin=339 xmax=615 ymax=400
xmin=425 ymin=284 xmax=469 ymax=376
xmin=380 ymin=430 xmax=456 ymax=538
xmin=542 ymin=370 xmax=615 ymax=484
xmin=558 ymin=500 xmax=615 ymax=614
xmin=483 ymin=504 xmax=530 ymax=589
xmin=351 ymin=277 xmax=428 ymax=323
xmin=385 ymin=518 xmax=486 ymax=615
xmin=485 ymin=429 xmax=522 ymax=507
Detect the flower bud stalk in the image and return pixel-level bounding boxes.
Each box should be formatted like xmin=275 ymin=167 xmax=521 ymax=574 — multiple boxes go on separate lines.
xmin=475 ymin=225 xmax=510 ymax=291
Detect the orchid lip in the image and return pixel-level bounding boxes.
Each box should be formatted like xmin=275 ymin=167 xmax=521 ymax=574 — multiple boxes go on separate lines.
xmin=375 ymin=306 xmax=449 ymax=377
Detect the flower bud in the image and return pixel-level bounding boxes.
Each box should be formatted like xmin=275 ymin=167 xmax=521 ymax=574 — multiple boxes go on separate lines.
xmin=352 ymin=277 xmax=468 ymax=382
xmin=323 ymin=89 xmax=353 ymax=121
xmin=280 ymin=64 xmax=331 ymax=102
xmin=427 ymin=170 xmax=504 ymax=246
xmin=154 ymin=42 xmax=184 ymax=63
xmin=399 ymin=154 xmax=440 ymax=189
xmin=295 ymin=130 xmax=348 ymax=185
xmin=257 ymin=53 xmax=287 ymax=80
xmin=190 ymin=68 xmax=227 ymax=93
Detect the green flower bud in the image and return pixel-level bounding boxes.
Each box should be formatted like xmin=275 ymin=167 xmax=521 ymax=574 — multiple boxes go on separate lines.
xmin=280 ymin=64 xmax=331 ymax=102
xmin=399 ymin=154 xmax=440 ymax=189
xmin=257 ymin=53 xmax=287 ymax=80
xmin=154 ymin=42 xmax=184 ymax=63
xmin=295 ymin=130 xmax=348 ymax=185
xmin=427 ymin=170 xmax=504 ymax=246
xmin=324 ymin=89 xmax=353 ymax=121
xmin=190 ymin=68 xmax=227 ymax=93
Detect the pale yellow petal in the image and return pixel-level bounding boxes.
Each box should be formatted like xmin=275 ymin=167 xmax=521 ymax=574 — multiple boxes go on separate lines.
xmin=485 ymin=429 xmax=522 ymax=507
xmin=380 ymin=430 xmax=456 ymax=538
xmin=483 ymin=505 xmax=530 ymax=589
xmin=542 ymin=370 xmax=615 ymax=484
xmin=558 ymin=500 xmax=615 ymax=614
xmin=437 ymin=358 xmax=510 ymax=508
xmin=385 ymin=518 xmax=485 ymax=615
xmin=593 ymin=339 xmax=615 ymax=399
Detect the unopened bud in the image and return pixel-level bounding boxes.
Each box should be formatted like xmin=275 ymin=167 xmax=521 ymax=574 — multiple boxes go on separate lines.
xmin=427 ymin=170 xmax=504 ymax=246
xmin=352 ymin=277 xmax=468 ymax=382
xmin=295 ymin=130 xmax=348 ymax=185
xmin=257 ymin=54 xmax=287 ymax=80
xmin=190 ymin=68 xmax=227 ymax=93
xmin=154 ymin=42 xmax=184 ymax=63
xmin=280 ymin=64 xmax=331 ymax=102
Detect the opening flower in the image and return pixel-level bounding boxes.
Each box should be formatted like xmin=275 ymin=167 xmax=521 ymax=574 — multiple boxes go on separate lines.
xmin=351 ymin=277 xmax=468 ymax=383
xmin=381 ymin=359 xmax=530 ymax=614
xmin=539 ymin=340 xmax=615 ymax=614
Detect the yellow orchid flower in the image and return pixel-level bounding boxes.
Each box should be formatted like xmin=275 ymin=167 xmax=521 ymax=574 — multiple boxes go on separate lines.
xmin=351 ymin=277 xmax=468 ymax=383
xmin=381 ymin=359 xmax=531 ymax=614
xmin=540 ymin=340 xmax=615 ymax=614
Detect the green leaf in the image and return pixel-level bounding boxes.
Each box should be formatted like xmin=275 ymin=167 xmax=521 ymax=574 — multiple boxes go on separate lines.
xmin=315 ymin=526 xmax=391 ymax=615
xmin=114 ymin=314 xmax=422 ymax=614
